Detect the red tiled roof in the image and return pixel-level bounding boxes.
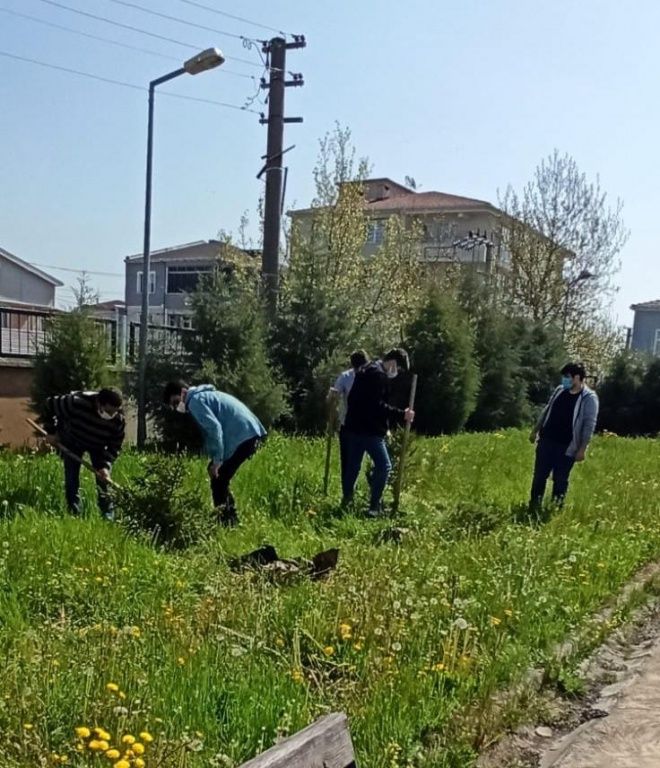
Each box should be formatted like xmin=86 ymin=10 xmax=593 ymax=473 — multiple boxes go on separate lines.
xmin=366 ymin=190 xmax=494 ymax=213
xmin=631 ymin=300 xmax=660 ymax=311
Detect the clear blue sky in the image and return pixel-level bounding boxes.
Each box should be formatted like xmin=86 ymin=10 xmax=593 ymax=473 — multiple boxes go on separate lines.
xmin=1 ymin=0 xmax=658 ymax=321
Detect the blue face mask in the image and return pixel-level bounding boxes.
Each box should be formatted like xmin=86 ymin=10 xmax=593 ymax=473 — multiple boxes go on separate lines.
xmin=561 ymin=376 xmax=573 ymax=391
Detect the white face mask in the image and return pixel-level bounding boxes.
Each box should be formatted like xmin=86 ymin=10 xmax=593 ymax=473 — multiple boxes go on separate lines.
xmin=99 ymin=409 xmax=115 ymax=421
xmin=385 ymin=363 xmax=399 ymax=379
xmin=176 ymin=400 xmax=186 ymax=414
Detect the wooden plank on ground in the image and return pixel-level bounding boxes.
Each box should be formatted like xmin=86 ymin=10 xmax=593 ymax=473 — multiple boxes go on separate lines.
xmin=238 ymin=712 xmax=356 ymax=768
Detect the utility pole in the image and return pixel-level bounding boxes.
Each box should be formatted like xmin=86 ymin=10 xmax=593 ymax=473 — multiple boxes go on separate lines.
xmin=260 ymin=35 xmax=305 ymax=317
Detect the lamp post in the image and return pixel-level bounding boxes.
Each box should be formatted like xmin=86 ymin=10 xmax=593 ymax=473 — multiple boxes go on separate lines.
xmin=561 ymin=268 xmax=594 ymax=341
xmin=137 ymin=48 xmax=225 ymax=449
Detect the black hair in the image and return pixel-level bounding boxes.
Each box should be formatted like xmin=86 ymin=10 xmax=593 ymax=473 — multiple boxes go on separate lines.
xmin=384 ymin=347 xmax=410 ymax=372
xmin=97 ymin=387 xmax=123 ymax=408
xmin=561 ymin=362 xmax=586 ymax=380
xmin=163 ymin=379 xmax=189 ymax=403
xmin=350 ymin=349 xmax=369 ymax=369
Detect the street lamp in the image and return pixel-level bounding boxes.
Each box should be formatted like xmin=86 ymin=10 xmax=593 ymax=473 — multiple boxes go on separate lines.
xmin=137 ymin=48 xmax=225 ymax=449
xmin=562 ymin=268 xmax=595 ymax=340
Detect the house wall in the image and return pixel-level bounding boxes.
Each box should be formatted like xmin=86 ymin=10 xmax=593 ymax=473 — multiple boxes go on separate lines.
xmin=631 ymin=310 xmax=660 ymax=355
xmin=0 ymin=361 xmax=36 ymax=448
xmin=0 ymin=258 xmax=55 ymax=306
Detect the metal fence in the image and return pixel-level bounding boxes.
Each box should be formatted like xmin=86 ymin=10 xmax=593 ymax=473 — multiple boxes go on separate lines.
xmin=0 ymin=307 xmax=189 ymax=364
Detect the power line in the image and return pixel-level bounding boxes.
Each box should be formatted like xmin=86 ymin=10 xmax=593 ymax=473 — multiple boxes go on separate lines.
xmin=0 ymin=7 xmax=176 ymax=61
xmin=106 ymin=0 xmax=255 ymax=43
xmin=175 ymin=0 xmax=289 ymax=37
xmin=0 ymin=6 xmax=256 ymax=79
xmin=35 ymin=0 xmax=266 ymax=69
xmin=32 ymin=263 xmax=123 ymax=276
xmin=0 ymin=50 xmax=261 ymax=113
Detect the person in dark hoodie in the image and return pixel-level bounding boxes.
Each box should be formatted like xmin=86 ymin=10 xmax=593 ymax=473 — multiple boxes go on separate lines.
xmin=43 ymin=388 xmax=125 ymax=520
xmin=342 ymin=348 xmax=415 ymax=517
xmin=529 ymin=361 xmax=599 ymax=510
xmin=163 ymin=381 xmax=266 ymax=526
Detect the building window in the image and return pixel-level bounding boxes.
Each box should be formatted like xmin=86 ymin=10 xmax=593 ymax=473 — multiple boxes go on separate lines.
xmin=166 ymin=265 xmax=212 ymax=294
xmin=167 ymin=313 xmax=193 ymax=330
xmin=366 ymin=220 xmax=385 ymax=245
xmin=654 ymin=329 xmax=660 ymax=357
xmin=137 ymin=271 xmax=156 ymax=295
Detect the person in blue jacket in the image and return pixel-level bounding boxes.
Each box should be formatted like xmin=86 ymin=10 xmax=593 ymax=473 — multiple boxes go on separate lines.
xmin=164 ymin=381 xmax=266 ymax=526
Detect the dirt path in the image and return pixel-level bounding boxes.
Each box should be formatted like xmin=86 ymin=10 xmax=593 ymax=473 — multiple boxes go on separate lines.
xmin=540 ymin=635 xmax=660 ymax=768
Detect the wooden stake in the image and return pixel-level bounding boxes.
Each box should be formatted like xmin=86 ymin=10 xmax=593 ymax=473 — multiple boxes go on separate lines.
xmin=392 ymin=374 xmax=418 ymax=515
xmin=322 ymin=406 xmax=335 ymax=497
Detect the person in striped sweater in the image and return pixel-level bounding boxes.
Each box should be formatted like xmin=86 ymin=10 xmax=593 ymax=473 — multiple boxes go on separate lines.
xmin=43 ymin=388 xmax=125 ymax=520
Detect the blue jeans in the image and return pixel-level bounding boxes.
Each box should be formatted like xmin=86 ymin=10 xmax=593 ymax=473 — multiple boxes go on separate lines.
xmin=63 ymin=450 xmax=113 ymax=520
xmin=530 ymin=438 xmax=576 ymax=508
xmin=342 ymin=432 xmax=392 ymax=510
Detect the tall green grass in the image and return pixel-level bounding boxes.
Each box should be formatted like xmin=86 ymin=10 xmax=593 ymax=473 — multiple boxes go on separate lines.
xmin=0 ymin=432 xmax=659 ymax=767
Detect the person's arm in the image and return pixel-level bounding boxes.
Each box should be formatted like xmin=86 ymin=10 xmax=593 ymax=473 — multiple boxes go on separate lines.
xmin=102 ymin=418 xmax=126 ymax=469
xmin=530 ymin=388 xmax=559 ymax=443
xmin=187 ymin=397 xmax=225 ymax=463
xmin=575 ymin=393 xmax=599 ymax=461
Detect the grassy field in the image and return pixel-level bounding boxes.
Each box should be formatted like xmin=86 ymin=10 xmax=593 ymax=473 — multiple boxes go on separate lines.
xmin=0 ymin=431 xmax=659 ymax=768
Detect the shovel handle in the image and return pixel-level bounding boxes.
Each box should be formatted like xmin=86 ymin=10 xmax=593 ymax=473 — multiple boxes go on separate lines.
xmin=26 ymin=417 xmax=120 ymax=489
xmin=392 ymin=374 xmax=418 ymax=514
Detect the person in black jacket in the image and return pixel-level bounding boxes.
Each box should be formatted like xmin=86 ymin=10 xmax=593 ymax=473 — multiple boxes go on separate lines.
xmin=43 ymin=388 xmax=125 ymax=520
xmin=342 ymin=348 xmax=415 ymax=516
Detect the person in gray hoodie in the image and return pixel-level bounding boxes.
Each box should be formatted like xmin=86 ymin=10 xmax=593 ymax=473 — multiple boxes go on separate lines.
xmin=529 ymin=362 xmax=599 ymax=509
xmin=164 ymin=381 xmax=266 ymax=526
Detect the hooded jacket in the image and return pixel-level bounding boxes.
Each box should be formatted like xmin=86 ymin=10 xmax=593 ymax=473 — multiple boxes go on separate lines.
xmin=185 ymin=385 xmax=266 ymax=463
xmin=536 ymin=384 xmax=599 ymax=457
xmin=344 ymin=361 xmax=405 ymax=437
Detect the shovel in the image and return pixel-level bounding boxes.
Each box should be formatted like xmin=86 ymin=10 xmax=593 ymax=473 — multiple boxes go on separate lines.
xmin=26 ymin=417 xmax=122 ymax=490
xmin=392 ymin=374 xmax=418 ymax=515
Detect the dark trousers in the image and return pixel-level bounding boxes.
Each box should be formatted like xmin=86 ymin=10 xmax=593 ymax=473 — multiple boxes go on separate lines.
xmin=62 ymin=449 xmax=113 ymax=520
xmin=210 ymin=437 xmax=261 ymax=514
xmin=342 ymin=432 xmax=392 ymax=510
xmin=530 ymin=438 xmax=576 ymax=508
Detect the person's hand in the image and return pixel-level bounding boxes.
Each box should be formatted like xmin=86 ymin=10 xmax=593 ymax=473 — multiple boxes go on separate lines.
xmin=404 ymin=408 xmax=415 ymax=425
xmin=208 ymin=462 xmax=222 ymax=479
xmin=575 ymin=448 xmax=586 ymax=462
xmin=97 ymin=468 xmax=111 ymax=483
xmin=44 ymin=434 xmax=58 ymax=446
xmin=529 ymin=430 xmax=538 ymax=445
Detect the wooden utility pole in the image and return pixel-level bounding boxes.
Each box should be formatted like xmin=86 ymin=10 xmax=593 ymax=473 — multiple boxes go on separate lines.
xmin=260 ymin=35 xmax=305 ymax=317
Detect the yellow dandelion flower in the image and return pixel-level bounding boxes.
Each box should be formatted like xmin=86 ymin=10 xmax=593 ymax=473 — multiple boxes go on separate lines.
xmin=94 ymin=728 xmax=111 ymax=740
xmin=75 ymin=727 xmax=91 ymax=739
xmin=105 ymin=749 xmax=121 ymax=760
xmin=291 ymin=668 xmax=304 ymax=683
xmin=88 ymin=740 xmax=103 ymax=751
xmin=339 ymin=622 xmax=352 ymax=639
xmin=118 ymin=691 xmax=126 ymax=700
xmin=177 ymin=657 xmax=186 ymax=666
xmin=113 ymin=761 xmax=130 ymax=768
xmin=106 ymin=683 xmax=120 ymax=693
xmin=353 ymin=642 xmax=364 ymax=651
xmin=23 ymin=723 xmax=34 ymax=731
xmin=504 ymin=609 xmax=513 ymax=617
xmin=275 ymin=637 xmax=285 ymax=648
xmin=139 ymin=732 xmax=153 ymax=744
xmin=97 ymin=740 xmax=109 ymax=751
xmin=59 ymin=757 xmax=69 ymax=765
xmin=130 ymin=627 xmax=141 ymax=638
xmin=490 ymin=616 xmax=502 ymax=626
xmin=121 ymin=735 xmax=136 ymax=746
xmin=134 ymin=760 xmax=145 ymax=768
xmin=323 ymin=645 xmax=335 ymax=657
xmin=132 ymin=743 xmax=145 ymax=756
xmin=432 ymin=662 xmax=445 ymax=672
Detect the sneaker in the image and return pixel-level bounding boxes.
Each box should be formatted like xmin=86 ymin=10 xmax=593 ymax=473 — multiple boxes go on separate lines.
xmin=366 ymin=507 xmax=384 ymax=519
